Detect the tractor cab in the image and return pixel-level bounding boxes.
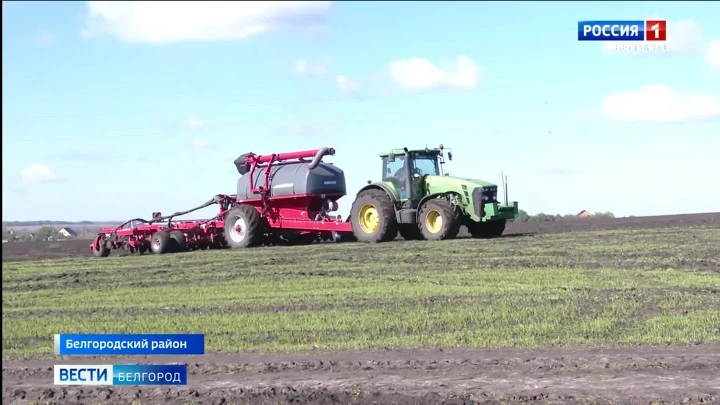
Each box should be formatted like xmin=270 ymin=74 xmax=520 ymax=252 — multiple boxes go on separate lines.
xmin=380 ymin=145 xmax=453 ymax=204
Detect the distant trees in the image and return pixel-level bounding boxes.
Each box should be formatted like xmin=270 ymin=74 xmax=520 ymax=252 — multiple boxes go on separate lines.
xmin=35 ymin=226 xmax=58 ymax=241
xmin=2 ymin=221 xmax=114 ymax=242
xmin=510 ymin=210 xmax=616 ymax=223
xmin=1 ymin=226 xmax=81 ymax=242
xmin=2 ymin=220 xmax=95 ymax=227
xmin=2 ymin=228 xmax=36 ymax=242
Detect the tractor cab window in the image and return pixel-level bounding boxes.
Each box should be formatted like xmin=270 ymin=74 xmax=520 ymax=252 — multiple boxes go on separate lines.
xmin=411 ymin=154 xmax=440 ymax=176
xmin=383 ymin=155 xmax=406 ymax=180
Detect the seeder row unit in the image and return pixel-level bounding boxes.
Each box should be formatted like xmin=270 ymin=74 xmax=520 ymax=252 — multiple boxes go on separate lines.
xmin=90 ymin=194 xmax=236 ymax=257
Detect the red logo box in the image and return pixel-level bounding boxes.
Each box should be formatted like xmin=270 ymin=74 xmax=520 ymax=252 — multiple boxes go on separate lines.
xmin=646 ymin=20 xmax=666 ymax=41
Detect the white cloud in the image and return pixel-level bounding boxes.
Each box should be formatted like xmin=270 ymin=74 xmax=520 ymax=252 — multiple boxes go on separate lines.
xmin=81 ymin=1 xmax=332 ymax=44
xmin=601 ymin=18 xmax=703 ymax=54
xmin=190 ymin=138 xmax=213 ymax=149
xmin=335 ymin=75 xmax=359 ymax=92
xmin=389 ymin=55 xmax=479 ymax=91
xmin=33 ymin=30 xmax=56 ymax=45
xmin=706 ymin=39 xmax=720 ymax=69
xmin=600 ymin=85 xmax=720 ymax=123
xmin=187 ymin=118 xmax=204 ymax=130
xmin=294 ymin=59 xmax=327 ymax=76
xmin=21 ymin=164 xmax=61 ymax=183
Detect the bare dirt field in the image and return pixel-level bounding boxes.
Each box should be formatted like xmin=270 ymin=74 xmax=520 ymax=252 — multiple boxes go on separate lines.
xmin=3 ymin=345 xmax=720 ymax=404
xmin=3 ymin=212 xmax=719 ymax=404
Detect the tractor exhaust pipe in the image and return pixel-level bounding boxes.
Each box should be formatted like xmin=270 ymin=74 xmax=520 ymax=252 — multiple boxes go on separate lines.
xmin=308 ymin=147 xmax=335 ymax=170
xmin=505 ymin=176 xmax=509 ymax=205
xmin=404 ymin=147 xmax=412 ymax=206
xmin=501 ymin=171 xmax=509 ymax=205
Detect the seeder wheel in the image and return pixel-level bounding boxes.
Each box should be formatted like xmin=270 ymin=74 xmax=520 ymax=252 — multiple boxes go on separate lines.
xmin=169 ymin=230 xmax=187 ymax=252
xmin=92 ymin=238 xmax=111 ymax=258
xmin=223 ymin=204 xmax=264 ymax=248
xmin=150 ymin=231 xmax=172 ymax=254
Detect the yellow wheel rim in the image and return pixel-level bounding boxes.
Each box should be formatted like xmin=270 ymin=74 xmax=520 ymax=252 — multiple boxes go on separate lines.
xmin=425 ymin=210 xmax=443 ymax=233
xmin=358 ymin=204 xmax=380 ymax=233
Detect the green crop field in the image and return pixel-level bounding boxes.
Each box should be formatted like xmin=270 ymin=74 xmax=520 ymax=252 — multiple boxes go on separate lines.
xmin=3 ymin=227 xmax=719 ymax=360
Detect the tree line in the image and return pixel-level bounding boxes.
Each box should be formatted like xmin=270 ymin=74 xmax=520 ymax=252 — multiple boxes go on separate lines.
xmin=2 ymin=226 xmax=106 ymax=242
xmin=3 ymin=220 xmax=99 ymax=226
xmin=510 ymin=210 xmax=615 ymax=222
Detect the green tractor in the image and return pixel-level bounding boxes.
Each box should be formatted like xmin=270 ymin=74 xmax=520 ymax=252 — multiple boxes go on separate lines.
xmin=350 ymin=145 xmax=519 ymax=242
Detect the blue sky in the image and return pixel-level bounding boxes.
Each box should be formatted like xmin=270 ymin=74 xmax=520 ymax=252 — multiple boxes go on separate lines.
xmin=2 ymin=1 xmax=719 ymax=222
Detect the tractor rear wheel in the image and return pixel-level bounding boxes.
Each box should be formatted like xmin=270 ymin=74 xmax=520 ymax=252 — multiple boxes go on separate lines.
xmin=398 ymin=224 xmax=423 ymax=241
xmin=150 ymin=231 xmax=172 ymax=254
xmin=418 ymin=198 xmax=460 ymax=241
xmin=169 ymin=230 xmax=187 ymax=252
xmin=467 ymin=220 xmax=506 ymax=238
xmin=350 ymin=190 xmax=398 ymax=243
xmin=224 ymin=204 xmax=264 ymax=248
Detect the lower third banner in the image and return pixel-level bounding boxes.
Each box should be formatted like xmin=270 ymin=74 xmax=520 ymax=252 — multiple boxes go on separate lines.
xmin=54 ymin=364 xmax=187 ymax=386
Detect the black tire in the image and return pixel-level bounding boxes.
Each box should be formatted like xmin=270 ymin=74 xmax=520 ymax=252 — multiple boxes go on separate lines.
xmin=92 ymin=237 xmax=111 ymax=258
xmin=418 ymin=198 xmax=460 ymax=241
xmin=150 ymin=231 xmax=172 ymax=254
xmin=332 ymin=231 xmax=357 ymax=243
xmin=468 ymin=220 xmax=506 ymax=238
xmin=491 ymin=220 xmax=507 ymax=237
xmin=272 ymin=231 xmax=314 ymax=246
xmin=350 ymin=189 xmax=398 ymax=243
xmin=295 ymin=232 xmax=317 ymax=245
xmin=223 ymin=204 xmax=264 ymax=248
xmin=398 ymin=224 xmax=424 ymax=241
xmin=169 ymin=230 xmax=187 ymax=252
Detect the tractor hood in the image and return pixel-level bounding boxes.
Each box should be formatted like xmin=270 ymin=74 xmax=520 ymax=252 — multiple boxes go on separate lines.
xmin=424 ymin=174 xmax=496 ymax=189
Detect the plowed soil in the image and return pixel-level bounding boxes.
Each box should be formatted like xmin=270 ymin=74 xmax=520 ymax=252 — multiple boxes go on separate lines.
xmin=3 ymin=345 xmax=720 ymax=404
xmin=3 ymin=212 xmax=718 ymax=262
xmin=3 ymin=212 xmax=719 ymax=404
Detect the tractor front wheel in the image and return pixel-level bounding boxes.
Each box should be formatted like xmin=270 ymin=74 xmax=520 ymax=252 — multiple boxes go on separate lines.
xmin=418 ymin=198 xmax=460 ymax=241
xmin=351 ymin=190 xmax=398 ymax=243
xmin=224 ymin=204 xmax=264 ymax=248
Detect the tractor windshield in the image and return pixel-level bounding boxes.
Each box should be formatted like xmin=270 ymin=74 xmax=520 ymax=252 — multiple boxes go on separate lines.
xmin=411 ymin=154 xmax=440 ymax=176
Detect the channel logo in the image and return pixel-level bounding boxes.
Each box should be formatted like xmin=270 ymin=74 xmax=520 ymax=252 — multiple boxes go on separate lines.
xmin=53 ymin=364 xmax=187 ymax=386
xmin=578 ymin=20 xmax=667 ymax=41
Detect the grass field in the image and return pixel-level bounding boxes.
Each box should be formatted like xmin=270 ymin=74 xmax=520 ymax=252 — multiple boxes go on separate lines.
xmin=3 ymin=226 xmax=719 ymax=360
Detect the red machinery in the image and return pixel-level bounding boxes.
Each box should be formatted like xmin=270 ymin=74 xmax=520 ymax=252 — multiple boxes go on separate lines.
xmin=90 ymin=147 xmax=356 ymax=257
